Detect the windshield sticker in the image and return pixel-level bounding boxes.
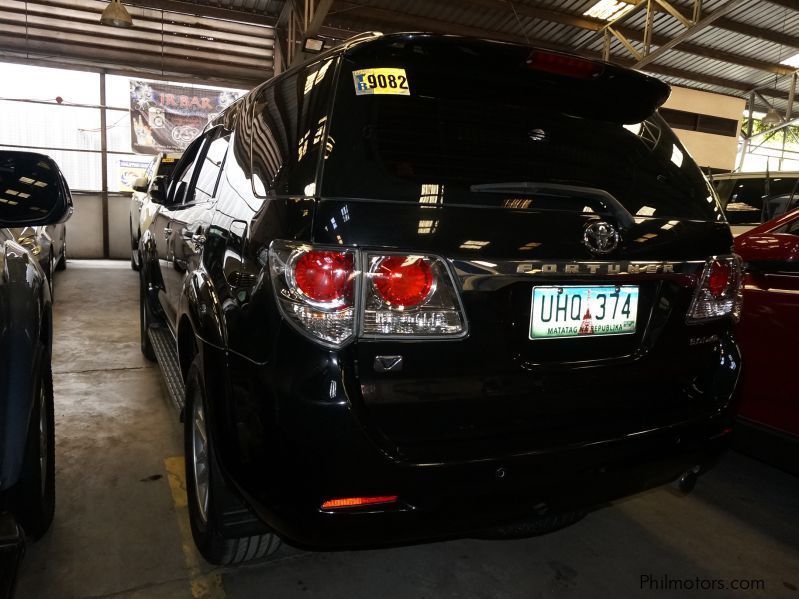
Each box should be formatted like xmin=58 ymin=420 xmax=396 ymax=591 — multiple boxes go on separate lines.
xmin=352 ymin=68 xmax=410 ymax=96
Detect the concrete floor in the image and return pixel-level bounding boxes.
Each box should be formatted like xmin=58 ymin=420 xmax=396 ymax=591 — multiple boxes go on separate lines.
xmin=12 ymin=260 xmax=799 ymax=599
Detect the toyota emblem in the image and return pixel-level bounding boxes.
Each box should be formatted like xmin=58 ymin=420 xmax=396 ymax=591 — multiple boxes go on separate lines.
xmin=583 ymin=221 xmax=619 ymax=255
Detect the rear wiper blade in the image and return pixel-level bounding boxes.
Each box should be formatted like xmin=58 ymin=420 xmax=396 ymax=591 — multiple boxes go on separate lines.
xmin=470 ymin=181 xmax=635 ymax=229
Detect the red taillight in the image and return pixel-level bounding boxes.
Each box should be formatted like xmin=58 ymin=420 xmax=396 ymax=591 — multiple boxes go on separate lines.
xmin=526 ymin=51 xmax=603 ymax=79
xmin=372 ymin=256 xmax=433 ymax=308
xmin=707 ymin=260 xmax=730 ymax=298
xmin=321 ymin=496 xmax=398 ymax=510
xmin=293 ymin=250 xmax=353 ymax=303
xmin=686 ymin=255 xmax=742 ymax=323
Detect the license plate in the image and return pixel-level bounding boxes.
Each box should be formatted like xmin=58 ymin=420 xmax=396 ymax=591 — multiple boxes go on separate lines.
xmin=529 ymin=285 xmax=639 ymax=340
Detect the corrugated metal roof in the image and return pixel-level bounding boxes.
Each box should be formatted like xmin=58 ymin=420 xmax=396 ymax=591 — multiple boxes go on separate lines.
xmin=183 ymin=0 xmax=281 ymax=17
xmin=8 ymin=0 xmax=799 ymax=111
xmin=0 ymin=0 xmax=276 ymax=87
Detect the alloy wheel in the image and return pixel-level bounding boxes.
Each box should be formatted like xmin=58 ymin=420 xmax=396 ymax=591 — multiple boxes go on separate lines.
xmin=191 ymin=398 xmax=210 ymax=524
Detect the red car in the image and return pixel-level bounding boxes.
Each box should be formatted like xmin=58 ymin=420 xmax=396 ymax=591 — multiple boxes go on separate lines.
xmin=734 ymin=207 xmax=799 ymax=471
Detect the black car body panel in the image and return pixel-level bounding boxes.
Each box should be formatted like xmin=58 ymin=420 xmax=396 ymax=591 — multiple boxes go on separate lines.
xmin=0 ymin=235 xmax=51 ymax=492
xmin=0 ymin=150 xmax=71 ymax=595
xmin=141 ymin=33 xmax=740 ymax=548
xmin=0 ymin=512 xmax=24 ymax=598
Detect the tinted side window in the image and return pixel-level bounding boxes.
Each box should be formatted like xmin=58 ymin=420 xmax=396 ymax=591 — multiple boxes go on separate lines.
xmin=250 ymin=81 xmax=289 ymax=195
xmin=718 ymin=176 xmax=799 ymax=225
xmin=251 ymin=58 xmax=337 ymax=196
xmin=194 ymin=134 xmax=231 ymax=201
xmin=168 ymin=135 xmax=206 ymax=203
xmin=768 ymin=177 xmax=799 ymax=197
xmin=775 ymin=213 xmax=799 ymax=235
xmin=724 ymin=179 xmax=764 ymax=225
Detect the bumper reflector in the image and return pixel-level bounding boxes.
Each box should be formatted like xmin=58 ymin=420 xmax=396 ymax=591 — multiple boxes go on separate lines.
xmin=321 ymin=496 xmax=398 ymax=510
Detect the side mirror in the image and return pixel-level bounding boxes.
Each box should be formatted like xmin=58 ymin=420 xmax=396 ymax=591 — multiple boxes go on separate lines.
xmin=132 ymin=176 xmax=149 ymax=193
xmin=0 ymin=151 xmax=73 ymax=227
xmin=149 ymin=175 xmax=167 ymax=204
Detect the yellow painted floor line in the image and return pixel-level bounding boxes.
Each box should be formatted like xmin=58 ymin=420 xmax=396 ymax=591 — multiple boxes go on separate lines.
xmin=164 ymin=456 xmax=226 ymax=599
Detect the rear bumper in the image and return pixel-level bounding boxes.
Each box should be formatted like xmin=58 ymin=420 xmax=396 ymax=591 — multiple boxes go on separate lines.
xmin=294 ymin=426 xmax=729 ymax=548
xmin=225 ymin=393 xmax=733 ymax=548
xmin=214 ymin=328 xmax=740 ymax=548
xmin=0 ymin=512 xmax=24 ymax=599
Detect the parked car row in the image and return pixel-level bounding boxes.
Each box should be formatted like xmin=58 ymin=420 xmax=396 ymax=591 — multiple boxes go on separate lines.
xmin=0 ymin=150 xmax=72 ymax=597
xmin=3 ymin=33 xmax=795 ymax=597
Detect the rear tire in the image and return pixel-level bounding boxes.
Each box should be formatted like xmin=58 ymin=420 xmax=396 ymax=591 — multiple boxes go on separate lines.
xmin=184 ymin=356 xmax=280 ymax=565
xmin=14 ymin=345 xmax=56 ymax=540
xmin=139 ymin=275 xmax=156 ymax=362
xmin=477 ymin=510 xmax=586 ymax=539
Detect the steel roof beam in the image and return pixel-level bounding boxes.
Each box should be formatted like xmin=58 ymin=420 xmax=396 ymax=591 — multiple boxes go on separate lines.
xmin=454 ymin=0 xmax=794 ymax=75
xmin=122 ymin=0 xmax=276 ymax=26
xmin=1 ymin=2 xmax=275 ymax=50
xmin=328 ymin=3 xmax=793 ymax=100
xmin=456 ymin=0 xmax=799 ymax=51
xmin=634 ymin=0 xmax=749 ymax=68
xmin=305 ymin=0 xmax=334 ymax=38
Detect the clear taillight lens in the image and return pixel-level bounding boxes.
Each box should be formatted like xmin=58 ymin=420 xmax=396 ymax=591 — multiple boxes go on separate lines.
xmin=269 ymin=241 xmax=357 ymax=346
xmin=363 ymin=253 xmax=466 ymax=337
xmin=687 ymin=255 xmax=743 ymax=323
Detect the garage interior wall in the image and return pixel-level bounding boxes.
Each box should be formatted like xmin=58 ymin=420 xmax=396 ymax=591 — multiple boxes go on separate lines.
xmin=0 ymin=62 xmax=249 ymax=258
xmin=662 ymin=86 xmax=746 ymax=172
xmin=0 ymin=2 xmax=275 ymax=258
xmin=0 ymin=0 xmax=275 ymax=88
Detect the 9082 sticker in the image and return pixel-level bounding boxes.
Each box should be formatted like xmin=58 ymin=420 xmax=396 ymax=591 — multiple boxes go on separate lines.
xmin=352 ymin=68 xmax=410 ymax=96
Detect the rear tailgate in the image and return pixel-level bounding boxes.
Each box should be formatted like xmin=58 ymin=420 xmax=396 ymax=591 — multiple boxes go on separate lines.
xmin=315 ymin=36 xmax=735 ymax=463
xmin=315 ymin=200 xmax=733 ymax=463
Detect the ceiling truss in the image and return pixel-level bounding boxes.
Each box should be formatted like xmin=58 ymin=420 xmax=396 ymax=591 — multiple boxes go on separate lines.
xmin=5 ymin=0 xmax=799 ymax=117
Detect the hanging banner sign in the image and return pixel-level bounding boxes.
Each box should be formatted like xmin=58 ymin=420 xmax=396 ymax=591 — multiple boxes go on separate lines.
xmin=129 ymin=80 xmax=240 ymax=154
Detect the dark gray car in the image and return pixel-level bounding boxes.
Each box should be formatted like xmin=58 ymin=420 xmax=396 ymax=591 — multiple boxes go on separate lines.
xmin=0 ymin=151 xmax=72 ymax=598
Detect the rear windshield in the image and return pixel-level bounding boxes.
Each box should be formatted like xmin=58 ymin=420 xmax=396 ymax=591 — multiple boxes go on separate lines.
xmin=713 ymin=176 xmax=799 ymax=225
xmin=321 ymin=39 xmax=720 ymax=222
xmin=0 ymin=152 xmax=61 ymax=221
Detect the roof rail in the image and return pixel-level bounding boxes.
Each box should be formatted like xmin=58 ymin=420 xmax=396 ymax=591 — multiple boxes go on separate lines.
xmin=340 ymin=31 xmax=384 ymax=45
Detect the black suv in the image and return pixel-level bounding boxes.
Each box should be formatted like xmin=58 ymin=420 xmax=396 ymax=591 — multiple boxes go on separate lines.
xmin=138 ymin=33 xmax=742 ymax=565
